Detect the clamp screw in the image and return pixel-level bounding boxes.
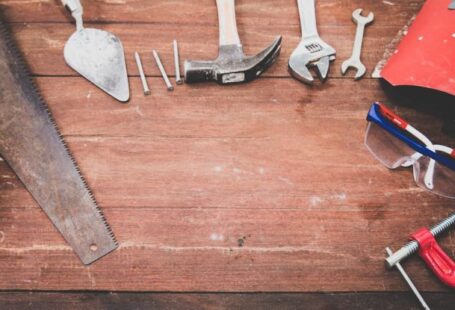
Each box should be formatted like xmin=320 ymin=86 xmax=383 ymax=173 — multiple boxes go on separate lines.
xmin=386 ymin=212 xmax=455 ymax=268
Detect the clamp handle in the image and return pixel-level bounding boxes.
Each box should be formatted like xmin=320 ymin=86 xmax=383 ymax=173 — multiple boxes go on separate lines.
xmin=411 ymin=228 xmax=455 ymax=288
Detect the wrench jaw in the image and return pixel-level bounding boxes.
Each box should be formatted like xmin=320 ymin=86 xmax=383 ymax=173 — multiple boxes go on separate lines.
xmin=288 ymin=49 xmax=314 ymax=84
xmin=352 ymin=9 xmax=374 ymax=25
xmin=315 ymin=56 xmax=330 ymax=80
xmin=288 ymin=41 xmax=335 ymax=84
xmin=341 ymin=59 xmax=367 ymax=80
xmin=288 ymin=58 xmax=333 ymax=85
xmin=354 ymin=64 xmax=367 ymax=80
xmin=288 ymin=58 xmax=331 ymax=85
xmin=341 ymin=9 xmax=374 ymax=81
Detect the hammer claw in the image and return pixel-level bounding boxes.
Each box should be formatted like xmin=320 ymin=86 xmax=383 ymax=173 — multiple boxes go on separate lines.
xmin=184 ymin=0 xmax=281 ymax=85
xmin=185 ymin=36 xmax=282 ymax=85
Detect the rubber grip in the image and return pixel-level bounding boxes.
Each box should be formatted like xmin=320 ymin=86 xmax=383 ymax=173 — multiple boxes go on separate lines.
xmin=184 ymin=60 xmax=214 ymax=83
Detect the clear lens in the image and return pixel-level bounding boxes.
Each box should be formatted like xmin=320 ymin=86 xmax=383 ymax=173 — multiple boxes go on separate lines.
xmin=414 ymin=156 xmax=455 ymax=199
xmin=365 ymin=122 xmax=416 ymax=169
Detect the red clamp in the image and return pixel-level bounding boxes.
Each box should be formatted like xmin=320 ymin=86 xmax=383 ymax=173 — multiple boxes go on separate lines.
xmin=411 ymin=228 xmax=455 ymax=287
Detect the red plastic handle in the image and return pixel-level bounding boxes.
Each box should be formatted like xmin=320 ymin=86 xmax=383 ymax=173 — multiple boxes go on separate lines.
xmin=411 ymin=228 xmax=455 ymax=288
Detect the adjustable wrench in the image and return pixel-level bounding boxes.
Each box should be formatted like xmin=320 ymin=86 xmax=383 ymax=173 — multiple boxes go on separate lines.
xmin=341 ymin=9 xmax=374 ymax=80
xmin=289 ymin=0 xmax=336 ymax=84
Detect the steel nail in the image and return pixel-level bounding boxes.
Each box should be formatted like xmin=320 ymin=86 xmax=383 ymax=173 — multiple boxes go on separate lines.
xmin=134 ymin=52 xmax=151 ymax=96
xmin=152 ymin=50 xmax=174 ymax=91
xmin=173 ymin=40 xmax=183 ymax=85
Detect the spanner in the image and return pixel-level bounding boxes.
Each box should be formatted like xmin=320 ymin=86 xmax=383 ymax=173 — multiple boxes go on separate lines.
xmin=289 ymin=0 xmax=336 ymax=84
xmin=341 ymin=9 xmax=374 ymax=80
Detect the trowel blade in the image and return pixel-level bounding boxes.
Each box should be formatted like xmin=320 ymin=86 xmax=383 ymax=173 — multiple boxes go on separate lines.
xmin=64 ymin=28 xmax=130 ymax=102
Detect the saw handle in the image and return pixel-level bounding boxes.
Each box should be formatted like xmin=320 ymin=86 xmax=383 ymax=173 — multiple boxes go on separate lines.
xmin=216 ymin=0 xmax=241 ymax=46
xmin=411 ymin=228 xmax=455 ymax=288
xmin=61 ymin=0 xmax=84 ymax=31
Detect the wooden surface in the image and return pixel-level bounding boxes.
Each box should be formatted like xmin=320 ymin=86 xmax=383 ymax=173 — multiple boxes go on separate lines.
xmin=0 ymin=0 xmax=454 ymax=307
xmin=1 ymin=292 xmax=455 ymax=310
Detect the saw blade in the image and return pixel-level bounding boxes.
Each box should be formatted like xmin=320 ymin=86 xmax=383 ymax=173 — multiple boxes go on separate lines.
xmin=0 ymin=15 xmax=117 ymax=265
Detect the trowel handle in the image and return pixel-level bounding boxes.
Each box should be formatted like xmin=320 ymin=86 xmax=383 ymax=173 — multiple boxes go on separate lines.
xmin=216 ymin=0 xmax=241 ymax=46
xmin=61 ymin=0 xmax=84 ymax=31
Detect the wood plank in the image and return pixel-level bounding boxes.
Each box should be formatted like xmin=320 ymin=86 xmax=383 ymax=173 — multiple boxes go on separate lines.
xmin=6 ymin=1 xmax=424 ymax=78
xmin=1 ymin=292 xmax=455 ymax=310
xmin=0 ymin=201 xmax=454 ymax=291
xmin=2 ymin=135 xmax=454 ymax=210
xmin=35 ymin=77 xmax=455 ymax=140
xmin=9 ymin=23 xmax=392 ymax=78
xmin=1 ymin=76 xmax=454 ymax=291
xmin=1 ymin=0 xmax=423 ymax=26
xmin=1 ymin=0 xmax=454 ymax=296
xmin=2 ymin=77 xmax=454 ymax=210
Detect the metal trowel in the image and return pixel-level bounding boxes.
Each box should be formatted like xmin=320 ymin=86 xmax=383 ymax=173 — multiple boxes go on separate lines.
xmin=62 ymin=0 xmax=129 ymax=102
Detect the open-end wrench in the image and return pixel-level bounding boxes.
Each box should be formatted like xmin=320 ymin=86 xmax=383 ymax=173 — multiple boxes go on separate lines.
xmin=289 ymin=0 xmax=336 ymax=84
xmin=341 ymin=9 xmax=374 ymax=80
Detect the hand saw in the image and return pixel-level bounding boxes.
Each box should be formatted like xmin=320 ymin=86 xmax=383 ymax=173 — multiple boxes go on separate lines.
xmin=0 ymin=15 xmax=117 ymax=265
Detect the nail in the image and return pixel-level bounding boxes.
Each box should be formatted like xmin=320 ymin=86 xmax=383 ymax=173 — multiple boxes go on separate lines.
xmin=173 ymin=40 xmax=183 ymax=85
xmin=152 ymin=50 xmax=174 ymax=91
xmin=134 ymin=52 xmax=151 ymax=96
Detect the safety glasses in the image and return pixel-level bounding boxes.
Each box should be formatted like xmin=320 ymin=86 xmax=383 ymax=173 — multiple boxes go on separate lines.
xmin=365 ymin=102 xmax=455 ymax=199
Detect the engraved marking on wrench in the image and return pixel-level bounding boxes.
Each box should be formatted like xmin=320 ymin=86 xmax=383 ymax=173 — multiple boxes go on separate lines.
xmin=341 ymin=9 xmax=374 ymax=80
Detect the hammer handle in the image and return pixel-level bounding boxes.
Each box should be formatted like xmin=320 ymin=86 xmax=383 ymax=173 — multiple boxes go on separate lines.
xmin=217 ymin=0 xmax=241 ymax=46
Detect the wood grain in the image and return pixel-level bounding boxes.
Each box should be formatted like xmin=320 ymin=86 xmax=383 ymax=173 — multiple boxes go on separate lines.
xmin=1 ymin=78 xmax=453 ymax=211
xmin=10 ymin=22 xmax=411 ymax=78
xmin=0 ymin=198 xmax=454 ymax=291
xmin=1 ymin=292 xmax=455 ymax=310
xmin=1 ymin=0 xmax=454 ymax=298
xmin=0 ymin=0 xmax=423 ymax=26
xmin=4 ymin=0 xmax=424 ymax=78
xmin=0 ymin=128 xmax=454 ymax=291
xmin=35 ymin=77 xmax=454 ymax=140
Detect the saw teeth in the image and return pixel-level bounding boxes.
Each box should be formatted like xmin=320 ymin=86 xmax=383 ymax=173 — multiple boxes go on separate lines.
xmin=0 ymin=15 xmax=118 ymax=254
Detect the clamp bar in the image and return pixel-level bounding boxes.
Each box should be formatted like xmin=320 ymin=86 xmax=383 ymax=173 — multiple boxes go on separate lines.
xmin=385 ymin=247 xmax=430 ymax=310
xmin=386 ymin=212 xmax=455 ymax=268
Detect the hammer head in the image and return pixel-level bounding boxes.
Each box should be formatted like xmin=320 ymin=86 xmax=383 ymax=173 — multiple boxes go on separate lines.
xmin=184 ymin=36 xmax=282 ymax=84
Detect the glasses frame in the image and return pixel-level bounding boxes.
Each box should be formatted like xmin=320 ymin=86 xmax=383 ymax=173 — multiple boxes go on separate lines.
xmin=366 ymin=102 xmax=455 ymax=171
